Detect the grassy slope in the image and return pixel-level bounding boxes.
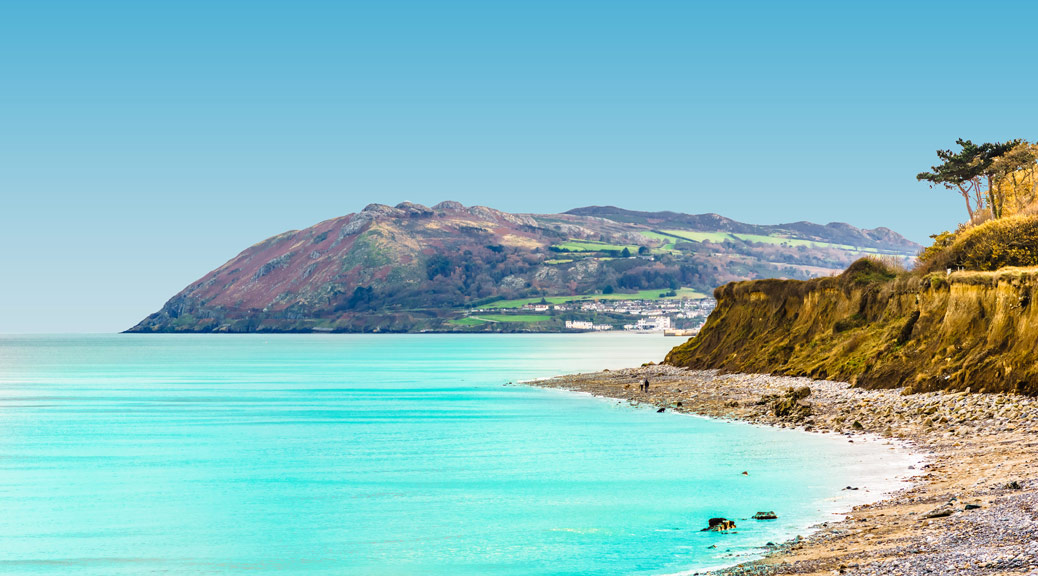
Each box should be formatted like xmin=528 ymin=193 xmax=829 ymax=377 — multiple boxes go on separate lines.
xmin=473 ymin=314 xmax=553 ymax=323
xmin=665 ymin=216 xmax=1038 ymax=395
xmin=448 ymin=317 xmax=488 ymax=326
xmin=659 ymin=229 xmax=889 ymax=254
xmin=482 ymin=287 xmax=707 ymax=309
xmin=550 ymin=239 xmax=641 ymax=252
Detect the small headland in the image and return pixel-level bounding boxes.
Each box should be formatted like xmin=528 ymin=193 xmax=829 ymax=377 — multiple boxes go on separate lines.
xmin=666 ymin=215 xmax=1038 ymax=395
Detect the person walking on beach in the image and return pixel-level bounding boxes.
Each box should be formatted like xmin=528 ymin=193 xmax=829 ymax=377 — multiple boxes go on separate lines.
xmin=643 ymin=378 xmax=650 ymax=393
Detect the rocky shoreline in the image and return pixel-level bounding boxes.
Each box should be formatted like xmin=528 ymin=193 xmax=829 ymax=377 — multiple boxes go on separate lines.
xmin=529 ymin=366 xmax=1038 ymax=576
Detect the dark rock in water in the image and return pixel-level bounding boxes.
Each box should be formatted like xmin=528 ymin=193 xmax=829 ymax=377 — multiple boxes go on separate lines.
xmin=843 ymin=486 xmax=859 ymax=491
xmin=702 ymin=517 xmax=736 ymax=532
xmin=657 ymin=407 xmax=666 ymax=413
xmin=741 ymin=471 xmax=749 ymax=476
xmin=752 ymin=511 xmax=778 ymax=520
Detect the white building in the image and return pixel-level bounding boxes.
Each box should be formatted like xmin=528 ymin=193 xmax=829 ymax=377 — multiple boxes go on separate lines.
xmin=627 ymin=316 xmax=671 ymax=331
xmin=565 ymin=320 xmax=594 ymax=330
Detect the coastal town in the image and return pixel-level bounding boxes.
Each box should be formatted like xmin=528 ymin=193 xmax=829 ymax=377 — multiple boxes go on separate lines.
xmin=466 ymin=294 xmax=716 ymax=334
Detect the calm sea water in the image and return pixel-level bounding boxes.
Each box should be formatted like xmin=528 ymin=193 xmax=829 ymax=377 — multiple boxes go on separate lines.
xmin=0 ymin=334 xmax=912 ymax=575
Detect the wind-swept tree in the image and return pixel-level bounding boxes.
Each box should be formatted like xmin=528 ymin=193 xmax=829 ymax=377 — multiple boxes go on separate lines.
xmin=917 ymin=139 xmax=987 ymax=221
xmin=990 ymin=141 xmax=1038 ymax=216
xmin=977 ymin=140 xmax=1021 ymax=219
xmin=917 ymin=138 xmax=1024 ymax=221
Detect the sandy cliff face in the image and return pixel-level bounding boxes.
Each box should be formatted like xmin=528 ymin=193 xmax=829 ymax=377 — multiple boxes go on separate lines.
xmin=666 ymin=260 xmax=1038 ymax=394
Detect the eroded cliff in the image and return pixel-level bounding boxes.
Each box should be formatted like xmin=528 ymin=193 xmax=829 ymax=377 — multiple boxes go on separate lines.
xmin=666 ymin=259 xmax=1038 ymax=394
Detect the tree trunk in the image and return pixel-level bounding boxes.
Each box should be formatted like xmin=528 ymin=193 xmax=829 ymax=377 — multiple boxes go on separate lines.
xmin=956 ymin=183 xmax=975 ymax=221
xmin=972 ymin=177 xmax=986 ymax=211
xmin=986 ymin=175 xmax=1000 ymax=219
xmin=1031 ymin=166 xmax=1038 ymax=206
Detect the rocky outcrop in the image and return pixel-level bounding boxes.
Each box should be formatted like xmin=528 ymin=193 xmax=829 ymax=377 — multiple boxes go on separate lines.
xmin=432 ymin=200 xmax=465 ymax=211
xmin=766 ymin=386 xmax=812 ymax=420
xmin=395 ymin=202 xmax=433 ymax=216
xmin=702 ymin=518 xmax=736 ymax=532
xmin=666 ymin=259 xmax=1038 ymax=394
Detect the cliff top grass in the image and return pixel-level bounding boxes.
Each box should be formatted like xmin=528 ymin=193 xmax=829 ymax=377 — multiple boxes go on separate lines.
xmin=918 ymin=214 xmax=1038 ymax=274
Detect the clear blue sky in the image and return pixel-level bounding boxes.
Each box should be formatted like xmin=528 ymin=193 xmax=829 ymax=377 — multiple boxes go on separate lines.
xmin=2 ymin=0 xmax=1036 ymax=333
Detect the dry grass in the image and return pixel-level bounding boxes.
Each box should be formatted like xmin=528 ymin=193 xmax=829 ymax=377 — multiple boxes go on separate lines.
xmin=865 ymin=253 xmax=909 ymax=275
xmin=919 ymin=214 xmax=1038 ymax=273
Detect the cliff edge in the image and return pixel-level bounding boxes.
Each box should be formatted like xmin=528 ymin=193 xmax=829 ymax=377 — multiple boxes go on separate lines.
xmin=666 ymin=216 xmax=1038 ymax=394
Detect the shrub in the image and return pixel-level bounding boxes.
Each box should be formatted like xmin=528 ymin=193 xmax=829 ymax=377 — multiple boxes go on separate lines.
xmin=918 ymin=231 xmax=956 ymax=266
xmin=920 ymin=215 xmax=1038 ymax=273
xmin=842 ymin=258 xmax=900 ymax=286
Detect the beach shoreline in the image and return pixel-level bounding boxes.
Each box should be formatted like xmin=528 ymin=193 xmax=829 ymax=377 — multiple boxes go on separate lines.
xmin=528 ymin=366 xmax=1038 ymax=576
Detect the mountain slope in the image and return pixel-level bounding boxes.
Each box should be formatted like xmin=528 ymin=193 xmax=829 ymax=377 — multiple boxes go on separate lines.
xmin=566 ymin=206 xmax=919 ymax=251
xmin=128 ymin=202 xmax=920 ymax=333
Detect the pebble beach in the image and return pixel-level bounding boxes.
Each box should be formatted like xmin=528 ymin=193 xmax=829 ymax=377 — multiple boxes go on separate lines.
xmin=531 ymin=366 xmax=1038 ymax=576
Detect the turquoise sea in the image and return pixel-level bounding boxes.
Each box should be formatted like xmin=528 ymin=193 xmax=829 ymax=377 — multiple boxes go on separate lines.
xmin=0 ymin=334 xmax=912 ymax=575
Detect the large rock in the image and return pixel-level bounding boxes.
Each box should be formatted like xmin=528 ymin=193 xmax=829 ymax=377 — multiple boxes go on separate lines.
xmin=702 ymin=517 xmax=736 ymax=532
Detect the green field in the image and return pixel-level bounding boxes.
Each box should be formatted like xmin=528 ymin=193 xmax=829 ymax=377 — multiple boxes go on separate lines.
xmin=448 ymin=317 xmax=489 ymax=326
xmin=731 ymin=232 xmax=887 ymax=254
xmin=660 ymin=230 xmax=733 ymax=243
xmin=482 ymin=287 xmax=707 ymax=310
xmin=638 ymin=231 xmax=678 ymax=251
xmin=550 ymin=239 xmax=641 ymax=253
xmin=659 ymin=229 xmax=887 ymax=254
xmin=472 ymin=314 xmax=552 ymax=323
xmin=449 ymin=314 xmax=553 ymax=325
xmin=729 ymin=232 xmax=832 ymax=248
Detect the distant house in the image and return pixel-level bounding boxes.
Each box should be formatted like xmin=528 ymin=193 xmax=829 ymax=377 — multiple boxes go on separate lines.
xmin=565 ymin=320 xmax=594 ymax=330
xmin=626 ymin=316 xmax=672 ymax=331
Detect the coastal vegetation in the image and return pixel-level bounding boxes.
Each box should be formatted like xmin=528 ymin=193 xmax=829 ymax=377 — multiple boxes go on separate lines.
xmin=917 ymin=138 xmax=1038 ymax=223
xmin=668 ymin=138 xmax=1038 ymax=395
